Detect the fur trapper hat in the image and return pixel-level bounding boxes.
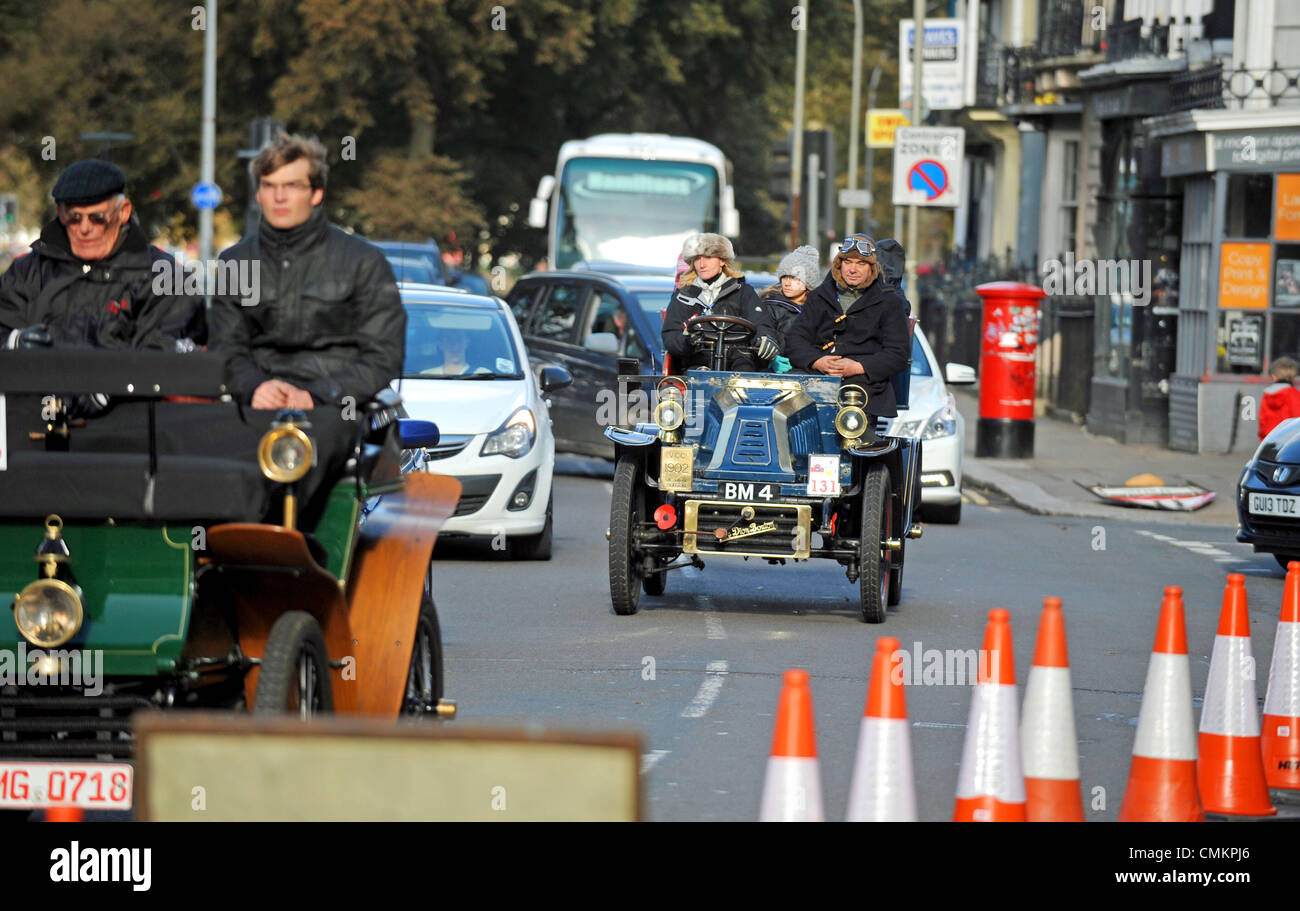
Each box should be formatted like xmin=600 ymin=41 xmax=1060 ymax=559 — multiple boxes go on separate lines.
xmin=681 ymin=232 xmax=735 ymax=263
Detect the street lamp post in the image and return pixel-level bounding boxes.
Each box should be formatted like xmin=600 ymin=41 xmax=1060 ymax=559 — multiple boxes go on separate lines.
xmin=907 ymin=0 xmax=924 ymax=316
xmin=791 ymin=1 xmax=808 ymax=250
xmin=199 ymin=0 xmax=217 ymax=283
xmin=845 ymin=0 xmax=863 ymax=236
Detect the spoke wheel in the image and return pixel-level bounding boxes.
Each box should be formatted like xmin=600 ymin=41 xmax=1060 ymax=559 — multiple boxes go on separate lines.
xmin=255 ymin=611 xmax=333 ymax=718
xmin=609 ymin=458 xmax=644 ymax=615
xmin=858 ymin=464 xmax=891 ymax=624
xmin=402 ymin=573 xmax=445 ymax=717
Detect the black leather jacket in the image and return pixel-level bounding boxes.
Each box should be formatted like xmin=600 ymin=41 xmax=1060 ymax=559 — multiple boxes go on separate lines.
xmin=208 ymin=207 xmax=405 ymax=406
xmin=661 ymin=275 xmax=773 ymax=372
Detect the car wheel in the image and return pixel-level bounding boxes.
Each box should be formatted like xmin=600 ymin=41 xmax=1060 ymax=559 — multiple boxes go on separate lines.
xmin=509 ymin=490 xmax=553 ymax=560
xmin=254 ymin=611 xmax=334 ymax=718
xmin=1275 ymin=553 xmax=1300 ymax=572
xmin=858 ymin=463 xmax=891 ymax=624
xmin=926 ymin=499 xmax=962 ymax=524
xmin=643 ymin=558 xmax=667 ymax=596
xmin=402 ymin=581 xmax=444 ymax=718
xmin=609 ymin=458 xmax=644 ymax=616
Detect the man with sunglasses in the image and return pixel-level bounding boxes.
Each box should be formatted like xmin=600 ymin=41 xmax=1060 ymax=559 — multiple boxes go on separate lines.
xmin=784 ymin=233 xmax=911 ymax=418
xmin=0 ymin=158 xmax=203 ymax=355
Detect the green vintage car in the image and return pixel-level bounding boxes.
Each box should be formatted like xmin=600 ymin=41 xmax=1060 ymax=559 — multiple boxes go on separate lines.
xmin=0 ymin=349 xmax=459 ymax=818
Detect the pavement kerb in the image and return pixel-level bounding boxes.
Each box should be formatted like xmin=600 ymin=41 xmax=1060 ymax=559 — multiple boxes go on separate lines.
xmin=961 ymin=459 xmax=1123 ymax=521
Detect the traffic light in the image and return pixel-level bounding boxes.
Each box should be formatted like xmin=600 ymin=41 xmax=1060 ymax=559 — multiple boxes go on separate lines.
xmin=0 ymin=194 xmax=16 ymax=226
xmin=771 ymin=137 xmax=792 ymax=204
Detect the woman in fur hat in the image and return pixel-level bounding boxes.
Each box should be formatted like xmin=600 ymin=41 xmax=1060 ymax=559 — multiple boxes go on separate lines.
xmin=762 ymin=245 xmax=820 ymax=373
xmin=662 ymin=233 xmax=778 ymax=372
xmin=784 ymin=233 xmax=911 ymax=417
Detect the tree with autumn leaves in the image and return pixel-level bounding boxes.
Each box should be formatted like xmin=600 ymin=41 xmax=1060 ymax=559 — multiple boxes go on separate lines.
xmin=0 ymin=0 xmax=910 ymax=264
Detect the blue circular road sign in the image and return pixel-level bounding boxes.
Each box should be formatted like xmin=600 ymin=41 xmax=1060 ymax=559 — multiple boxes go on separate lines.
xmin=907 ymin=160 xmax=949 ymax=201
xmin=191 ymin=181 xmax=223 ymax=210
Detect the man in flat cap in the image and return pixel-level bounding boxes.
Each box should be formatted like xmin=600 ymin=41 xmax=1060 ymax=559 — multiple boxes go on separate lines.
xmin=0 ymin=158 xmax=203 ymax=353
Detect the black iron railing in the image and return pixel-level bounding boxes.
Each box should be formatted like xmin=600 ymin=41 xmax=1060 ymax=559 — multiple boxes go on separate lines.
xmin=1105 ymin=18 xmax=1169 ymax=61
xmin=1038 ymin=0 xmax=1085 ymax=58
xmin=975 ymin=41 xmax=1003 ymax=108
xmin=1001 ymin=45 xmax=1038 ymax=107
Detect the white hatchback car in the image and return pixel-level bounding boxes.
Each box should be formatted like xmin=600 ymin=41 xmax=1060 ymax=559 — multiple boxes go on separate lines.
xmin=887 ymin=326 xmax=975 ymax=524
xmin=396 ymin=285 xmax=571 ymax=558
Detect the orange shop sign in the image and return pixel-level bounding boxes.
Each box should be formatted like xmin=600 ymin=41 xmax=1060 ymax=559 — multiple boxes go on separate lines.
xmin=1277 ymin=174 xmax=1300 ymax=241
xmin=1219 ymin=242 xmax=1271 ymax=309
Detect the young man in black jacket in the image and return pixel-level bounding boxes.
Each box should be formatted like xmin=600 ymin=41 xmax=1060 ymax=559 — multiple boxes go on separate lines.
xmin=208 ymin=133 xmax=404 ymax=411
xmin=784 ymin=234 xmax=911 ymax=417
xmin=661 ymin=233 xmax=776 ymax=372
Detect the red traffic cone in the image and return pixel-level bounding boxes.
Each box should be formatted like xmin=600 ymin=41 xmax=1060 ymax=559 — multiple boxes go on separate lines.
xmin=846 ymin=637 xmax=916 ymax=821
xmin=1118 ymin=586 xmax=1205 ymax=821
xmin=954 ymin=608 xmax=1026 ymax=821
xmin=1262 ymin=561 xmax=1300 ymax=790
xmin=759 ymin=669 xmax=824 ymax=821
xmin=1022 ymin=597 xmax=1085 ymax=821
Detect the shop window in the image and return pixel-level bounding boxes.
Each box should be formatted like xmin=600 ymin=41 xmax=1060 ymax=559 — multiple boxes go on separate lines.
xmin=1217 ymin=309 xmax=1265 ymax=374
xmin=1271 ymin=313 xmax=1300 ymax=365
xmin=1059 ymin=140 xmax=1079 ymax=257
xmin=1225 ymin=174 xmax=1273 ymax=238
xmin=1277 ymin=244 xmax=1300 ymax=309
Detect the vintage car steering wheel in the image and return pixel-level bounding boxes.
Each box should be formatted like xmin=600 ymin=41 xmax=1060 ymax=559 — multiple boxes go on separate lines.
xmin=685 ymin=314 xmax=758 ymax=372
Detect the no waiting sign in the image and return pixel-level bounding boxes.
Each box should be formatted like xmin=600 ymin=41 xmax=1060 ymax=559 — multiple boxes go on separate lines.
xmin=892 ymin=126 xmax=965 ymax=208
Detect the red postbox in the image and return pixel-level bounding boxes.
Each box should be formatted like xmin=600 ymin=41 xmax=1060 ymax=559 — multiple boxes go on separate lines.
xmin=975 ymin=281 xmax=1045 ymax=458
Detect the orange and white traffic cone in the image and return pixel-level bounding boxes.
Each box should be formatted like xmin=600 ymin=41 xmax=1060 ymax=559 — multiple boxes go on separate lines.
xmin=953 ymin=608 xmax=1026 ymax=821
xmin=846 ymin=636 xmax=916 ymax=821
xmin=1021 ymin=597 xmax=1085 ymax=821
xmin=1263 ymin=561 xmax=1300 ymax=792
xmin=1118 ymin=586 xmax=1205 ymax=822
xmin=759 ymin=668 xmax=824 ymax=821
xmin=1198 ymin=574 xmax=1275 ymax=815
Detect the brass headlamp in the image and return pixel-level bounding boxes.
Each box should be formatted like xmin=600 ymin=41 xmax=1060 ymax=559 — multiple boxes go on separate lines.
xmin=13 ymin=515 xmax=84 ymax=648
xmin=834 ymin=384 xmax=870 ymax=442
xmin=257 ymin=411 xmax=316 ymax=530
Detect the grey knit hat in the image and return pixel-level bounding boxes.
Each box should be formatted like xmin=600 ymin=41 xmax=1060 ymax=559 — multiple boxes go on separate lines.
xmin=777 ymin=245 xmax=821 ymax=289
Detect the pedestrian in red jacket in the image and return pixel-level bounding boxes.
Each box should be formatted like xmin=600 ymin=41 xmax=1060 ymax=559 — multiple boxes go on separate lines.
xmin=1260 ymin=356 xmax=1300 ymax=439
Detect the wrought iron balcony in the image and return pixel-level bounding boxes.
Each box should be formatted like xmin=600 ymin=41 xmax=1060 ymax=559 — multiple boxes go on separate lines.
xmin=1169 ymin=61 xmax=1300 ymax=111
xmin=1038 ymin=0 xmax=1085 ymax=58
xmin=1105 ymin=18 xmax=1169 ymax=61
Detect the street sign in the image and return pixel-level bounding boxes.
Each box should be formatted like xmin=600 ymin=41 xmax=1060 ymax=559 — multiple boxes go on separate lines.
xmin=837 ymin=188 xmax=873 ymax=208
xmin=868 ymin=110 xmax=909 ymax=149
xmin=899 ymin=18 xmax=966 ymax=112
xmin=191 ymin=182 xmax=223 ymax=210
xmin=892 ymin=127 xmax=965 ymax=208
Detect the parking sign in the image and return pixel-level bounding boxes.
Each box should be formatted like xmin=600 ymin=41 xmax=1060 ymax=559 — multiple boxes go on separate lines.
xmin=892 ymin=127 xmax=965 ymax=208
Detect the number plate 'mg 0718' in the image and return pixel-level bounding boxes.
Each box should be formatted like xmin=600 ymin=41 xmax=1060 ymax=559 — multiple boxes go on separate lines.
xmin=659 ymin=446 xmax=694 ymax=492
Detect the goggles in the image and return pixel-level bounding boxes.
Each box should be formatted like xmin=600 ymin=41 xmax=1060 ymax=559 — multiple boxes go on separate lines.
xmin=58 ymin=204 xmax=121 ymax=227
xmin=838 ymin=237 xmax=876 ymax=257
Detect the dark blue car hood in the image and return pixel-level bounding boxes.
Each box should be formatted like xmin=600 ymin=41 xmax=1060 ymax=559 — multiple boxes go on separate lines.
xmin=1259 ymin=419 xmax=1300 ymax=462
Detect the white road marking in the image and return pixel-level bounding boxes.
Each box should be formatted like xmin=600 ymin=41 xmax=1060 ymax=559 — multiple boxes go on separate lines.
xmin=965 ymin=489 xmax=989 ymax=506
xmin=1134 ymin=529 xmax=1239 ymax=560
xmin=913 ymin=721 xmax=967 ymax=729
xmin=704 ymin=614 xmax=726 ymax=640
xmin=641 ymin=750 xmax=671 ymax=773
xmin=680 ymin=660 xmax=728 ymax=718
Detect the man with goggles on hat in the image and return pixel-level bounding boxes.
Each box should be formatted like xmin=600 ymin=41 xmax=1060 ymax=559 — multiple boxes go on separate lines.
xmin=783 ymin=233 xmax=910 ymax=418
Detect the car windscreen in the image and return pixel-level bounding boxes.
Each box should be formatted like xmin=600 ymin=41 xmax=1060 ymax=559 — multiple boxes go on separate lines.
xmin=388 ymin=257 xmax=439 ymax=285
xmin=911 ymin=333 xmax=933 ymax=377
xmin=402 ymin=303 xmax=523 ymax=379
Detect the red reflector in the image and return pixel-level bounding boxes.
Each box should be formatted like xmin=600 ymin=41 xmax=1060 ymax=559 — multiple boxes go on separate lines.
xmin=654 ymin=504 xmax=677 ymax=530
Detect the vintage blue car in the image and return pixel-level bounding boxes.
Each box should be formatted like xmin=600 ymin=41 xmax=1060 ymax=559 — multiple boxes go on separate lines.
xmin=604 ymin=313 xmax=923 ymax=623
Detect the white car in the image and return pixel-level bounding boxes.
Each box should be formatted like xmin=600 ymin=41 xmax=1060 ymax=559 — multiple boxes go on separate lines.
xmin=395 ymin=286 xmax=572 ymax=558
xmin=887 ymin=326 xmax=975 ymax=524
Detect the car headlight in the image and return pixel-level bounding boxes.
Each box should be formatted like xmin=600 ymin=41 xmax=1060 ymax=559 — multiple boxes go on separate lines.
xmin=835 ymin=384 xmax=869 ymax=440
xmin=14 ymin=578 xmax=84 ymax=648
xmin=655 ymin=380 xmax=686 ymax=433
xmin=482 ymin=408 xmax=536 ymax=458
xmin=922 ymin=404 xmax=958 ymax=440
xmin=257 ymin=422 xmax=315 ymax=483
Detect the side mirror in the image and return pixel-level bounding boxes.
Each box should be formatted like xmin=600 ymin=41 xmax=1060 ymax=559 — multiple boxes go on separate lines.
xmin=585 ymin=332 xmax=620 ymax=355
xmin=945 ymin=363 xmax=977 ymax=385
xmin=526 ymin=176 xmax=555 ymax=229
xmin=540 ymin=365 xmax=572 ymax=393
xmin=398 ymin=419 xmax=440 ymax=449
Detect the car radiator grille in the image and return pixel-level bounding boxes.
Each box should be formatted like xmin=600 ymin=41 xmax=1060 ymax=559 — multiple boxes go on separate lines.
xmin=424 ymin=434 xmax=474 ymax=461
xmin=450 ymin=474 xmax=501 ymax=517
xmin=730 ymin=421 xmax=773 ymax=465
xmin=0 ymin=686 xmax=156 ymax=760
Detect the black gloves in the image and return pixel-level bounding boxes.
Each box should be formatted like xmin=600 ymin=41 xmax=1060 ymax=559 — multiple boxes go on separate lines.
xmin=7 ymin=325 xmax=52 ymax=349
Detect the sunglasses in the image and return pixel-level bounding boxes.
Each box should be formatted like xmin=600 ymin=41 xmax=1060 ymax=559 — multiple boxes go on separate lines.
xmin=59 ymin=206 xmax=121 ymax=227
xmin=838 ymin=237 xmax=876 ymax=257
